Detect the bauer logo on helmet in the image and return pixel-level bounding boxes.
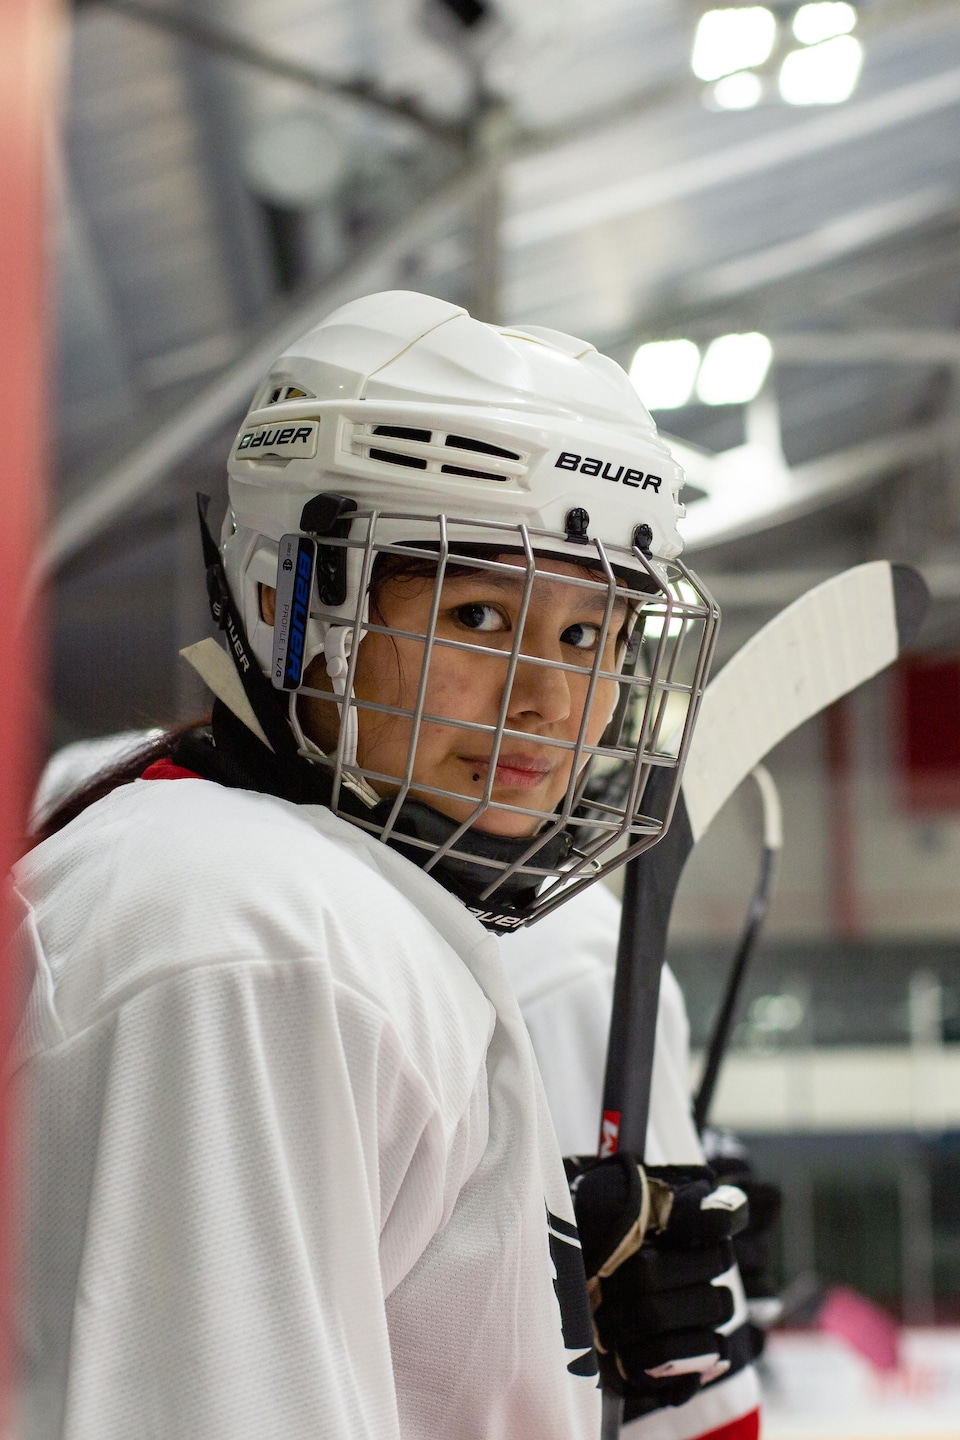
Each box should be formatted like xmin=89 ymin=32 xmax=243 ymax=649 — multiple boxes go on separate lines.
xmin=555 ymin=451 xmax=662 ymax=492
xmin=234 ymin=422 xmax=319 ymax=458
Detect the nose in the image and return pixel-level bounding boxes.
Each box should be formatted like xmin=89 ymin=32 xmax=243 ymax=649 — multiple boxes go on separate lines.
xmin=506 ymin=645 xmax=575 ymax=727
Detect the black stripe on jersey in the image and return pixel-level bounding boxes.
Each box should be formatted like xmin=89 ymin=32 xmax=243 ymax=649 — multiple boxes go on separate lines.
xmin=546 ymin=1207 xmax=597 ymax=1376
xmin=547 ymin=1212 xmax=581 ymax=1244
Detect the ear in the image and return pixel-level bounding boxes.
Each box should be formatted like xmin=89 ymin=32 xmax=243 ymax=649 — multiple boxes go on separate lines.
xmin=260 ymin=584 xmax=276 ymax=625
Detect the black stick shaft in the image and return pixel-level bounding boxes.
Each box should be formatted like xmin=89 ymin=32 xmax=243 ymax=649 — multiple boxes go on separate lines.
xmin=598 ymin=769 xmax=694 ymax=1440
xmin=600 ymin=767 xmax=694 ymax=1156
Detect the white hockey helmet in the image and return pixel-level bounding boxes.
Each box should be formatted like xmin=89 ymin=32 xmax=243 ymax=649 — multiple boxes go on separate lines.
xmin=218 ymin=291 xmax=718 ymax=927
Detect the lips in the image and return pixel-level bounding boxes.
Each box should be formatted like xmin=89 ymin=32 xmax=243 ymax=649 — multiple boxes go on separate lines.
xmin=461 ymin=754 xmax=556 ymax=791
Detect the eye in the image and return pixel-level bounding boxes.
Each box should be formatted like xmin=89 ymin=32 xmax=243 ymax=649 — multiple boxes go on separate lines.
xmin=561 ymin=621 xmax=602 ymax=651
xmin=455 ymin=602 xmax=507 ymax=633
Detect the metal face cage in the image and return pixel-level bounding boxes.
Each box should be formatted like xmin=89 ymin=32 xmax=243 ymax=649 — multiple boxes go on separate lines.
xmin=288 ymin=508 xmax=719 ymax=925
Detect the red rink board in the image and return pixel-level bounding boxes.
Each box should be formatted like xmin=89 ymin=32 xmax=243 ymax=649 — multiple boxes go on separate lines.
xmin=0 ymin=0 xmax=57 ymax=1419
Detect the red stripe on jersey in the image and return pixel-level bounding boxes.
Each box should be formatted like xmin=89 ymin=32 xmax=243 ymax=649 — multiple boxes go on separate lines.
xmin=141 ymin=760 xmax=202 ymax=782
xmin=696 ymin=1407 xmax=760 ymax=1440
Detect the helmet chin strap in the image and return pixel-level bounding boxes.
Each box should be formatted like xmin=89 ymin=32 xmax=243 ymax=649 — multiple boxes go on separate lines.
xmin=322 ymin=625 xmax=360 ymax=768
xmin=288 ymin=622 xmax=360 ymax=769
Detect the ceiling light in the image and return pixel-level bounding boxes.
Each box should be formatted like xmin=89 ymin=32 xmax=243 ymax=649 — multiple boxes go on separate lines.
xmin=779 ymin=34 xmax=863 ymax=104
xmin=629 ymin=339 xmax=701 ymax=410
xmin=696 ymin=332 xmax=772 ymax=405
xmin=692 ymin=8 xmax=777 ymax=82
xmin=792 ymin=1 xmax=856 ymax=45
xmin=711 ymin=70 xmax=764 ymax=109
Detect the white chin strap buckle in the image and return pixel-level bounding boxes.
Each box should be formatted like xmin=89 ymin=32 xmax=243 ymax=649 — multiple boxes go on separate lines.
xmin=323 ymin=626 xmax=359 ymax=769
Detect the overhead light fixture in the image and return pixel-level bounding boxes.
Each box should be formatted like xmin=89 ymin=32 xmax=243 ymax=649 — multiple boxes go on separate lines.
xmin=792 ymin=1 xmax=856 ymax=45
xmin=691 ymin=7 xmax=777 ymax=82
xmin=711 ymin=69 xmax=764 ymax=109
xmin=779 ymin=33 xmax=863 ymax=104
xmin=629 ymin=339 xmax=701 ymax=410
xmin=696 ymin=332 xmax=773 ymax=405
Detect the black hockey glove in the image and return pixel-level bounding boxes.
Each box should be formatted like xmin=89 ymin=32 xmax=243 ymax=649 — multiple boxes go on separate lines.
xmin=566 ymin=1155 xmax=752 ymax=1416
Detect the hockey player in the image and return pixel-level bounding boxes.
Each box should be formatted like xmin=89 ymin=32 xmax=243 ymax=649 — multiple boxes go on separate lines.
xmin=14 ymin=291 xmax=749 ymax=1439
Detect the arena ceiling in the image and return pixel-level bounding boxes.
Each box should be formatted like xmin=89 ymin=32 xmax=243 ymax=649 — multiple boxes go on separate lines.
xmin=49 ymin=0 xmax=960 ymax=738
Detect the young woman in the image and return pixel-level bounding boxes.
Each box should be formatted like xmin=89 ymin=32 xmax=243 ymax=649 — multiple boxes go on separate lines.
xmin=13 ymin=292 xmax=745 ymax=1440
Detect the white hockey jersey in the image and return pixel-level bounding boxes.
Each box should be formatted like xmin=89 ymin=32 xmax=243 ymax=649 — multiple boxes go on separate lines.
xmin=11 ymin=776 xmax=601 ymax=1440
xmin=501 ymin=883 xmax=762 ymax=1440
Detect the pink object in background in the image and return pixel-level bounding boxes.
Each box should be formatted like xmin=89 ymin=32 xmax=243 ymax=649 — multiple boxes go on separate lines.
xmin=818 ymin=1286 xmax=900 ymax=1371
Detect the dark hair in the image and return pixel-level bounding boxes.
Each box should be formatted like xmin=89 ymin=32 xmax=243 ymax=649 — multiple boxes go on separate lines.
xmin=29 ymin=552 xmax=434 ymax=848
xmin=31 ymin=721 xmax=210 ymax=847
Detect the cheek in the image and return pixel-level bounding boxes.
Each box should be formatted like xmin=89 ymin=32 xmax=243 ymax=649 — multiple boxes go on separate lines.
xmin=423 ymin=645 xmax=500 ymax=720
xmin=354 ymin=632 xmax=403 ymax=706
xmin=350 ymin=635 xmax=411 ymax=771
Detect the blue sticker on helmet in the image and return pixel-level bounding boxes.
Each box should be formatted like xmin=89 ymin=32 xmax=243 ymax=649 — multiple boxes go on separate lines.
xmin=272 ymin=535 xmax=317 ymax=690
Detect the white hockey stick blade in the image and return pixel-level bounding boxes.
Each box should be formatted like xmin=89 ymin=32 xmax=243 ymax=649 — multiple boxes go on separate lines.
xmin=600 ymin=562 xmax=927 ymax=1160
xmin=679 ymin=560 xmax=927 ymax=844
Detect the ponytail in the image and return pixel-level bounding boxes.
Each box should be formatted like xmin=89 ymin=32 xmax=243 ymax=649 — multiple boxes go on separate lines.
xmin=30 ymin=719 xmax=209 ymax=847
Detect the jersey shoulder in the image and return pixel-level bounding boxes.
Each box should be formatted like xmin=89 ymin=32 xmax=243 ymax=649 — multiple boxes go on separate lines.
xmin=15 ymin=779 xmax=492 ymax=1050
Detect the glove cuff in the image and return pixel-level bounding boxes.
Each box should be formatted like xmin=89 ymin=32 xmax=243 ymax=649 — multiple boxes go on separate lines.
xmin=595 ymin=1170 xmax=676 ymax=1281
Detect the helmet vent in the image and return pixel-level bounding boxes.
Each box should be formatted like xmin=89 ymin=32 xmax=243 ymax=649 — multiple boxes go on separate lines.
xmin=354 ymin=421 xmax=527 ymax=483
xmin=369 ymin=447 xmax=428 ymax=470
xmin=373 ymin=424 xmax=432 ymax=444
xmin=267 ymin=384 xmax=314 ymax=403
xmin=445 ymin=434 xmax=521 ymax=461
xmin=440 ymin=463 xmax=503 ymax=481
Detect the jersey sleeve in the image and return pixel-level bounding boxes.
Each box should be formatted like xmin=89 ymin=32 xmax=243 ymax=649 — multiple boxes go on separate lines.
xmin=500 ymin=885 xmax=701 ymax=1163
xmin=15 ymin=952 xmax=487 ymax=1440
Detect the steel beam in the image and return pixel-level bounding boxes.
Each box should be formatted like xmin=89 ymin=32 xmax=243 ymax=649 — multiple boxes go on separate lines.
xmin=771 ymin=331 xmax=960 ymax=366
xmin=680 ymin=185 xmax=960 ymax=308
xmin=675 ymin=409 xmax=960 ymax=551
xmin=507 ymin=64 xmax=960 ymax=250
xmin=94 ymin=0 xmax=464 ymax=143
xmin=39 ymin=161 xmax=487 ymax=577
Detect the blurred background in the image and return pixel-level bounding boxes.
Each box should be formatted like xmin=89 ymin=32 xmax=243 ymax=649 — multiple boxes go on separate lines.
xmin=42 ymin=0 xmax=960 ymax=1427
